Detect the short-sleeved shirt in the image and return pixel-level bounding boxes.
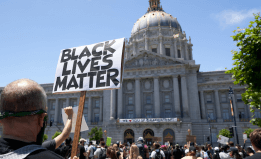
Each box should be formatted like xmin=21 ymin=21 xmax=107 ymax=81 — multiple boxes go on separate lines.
xmin=88 ymin=145 xmax=94 ymax=157
xmin=151 ymin=149 xmax=165 ymax=159
xmin=0 ymin=138 xmax=64 ymax=159
xmin=94 ymin=147 xmax=106 ymax=158
xmin=42 ymin=139 xmax=56 ymax=151
xmin=80 ymin=145 xmax=86 ymax=159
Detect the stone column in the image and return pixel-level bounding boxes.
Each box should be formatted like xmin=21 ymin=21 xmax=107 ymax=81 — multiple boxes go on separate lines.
xmin=184 ymin=42 xmax=188 ymax=60
xmin=135 ymin=77 xmax=141 ymax=118
xmin=110 ymin=90 xmax=116 ymax=120
xmin=132 ymin=40 xmax=136 ymax=55
xmin=154 ymin=76 xmax=161 ymax=118
xmin=54 ymin=98 xmax=59 ymax=123
xmin=99 ymin=97 xmax=103 ymax=122
xmin=179 ymin=40 xmax=183 ymax=58
xmin=159 ymin=36 xmax=164 ymax=55
xmin=88 ymin=97 xmax=92 ymax=122
xmin=66 ymin=98 xmax=69 ymax=107
xmin=117 ymin=87 xmax=123 ymax=119
xmin=214 ymin=90 xmax=222 ymax=119
xmin=172 ymin=75 xmax=180 ymax=117
xmin=173 ymin=39 xmax=177 ymax=58
xmin=181 ymin=75 xmax=189 ymax=117
xmin=200 ymin=90 xmax=206 ymax=119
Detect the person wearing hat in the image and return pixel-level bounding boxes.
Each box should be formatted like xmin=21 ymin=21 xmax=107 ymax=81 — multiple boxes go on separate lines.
xmin=182 ymin=146 xmax=202 ymax=159
xmin=212 ymin=147 xmax=220 ymax=159
xmin=79 ymin=138 xmax=88 ymax=159
xmin=173 ymin=144 xmax=183 ymax=159
xmin=137 ymin=137 xmax=149 ymax=159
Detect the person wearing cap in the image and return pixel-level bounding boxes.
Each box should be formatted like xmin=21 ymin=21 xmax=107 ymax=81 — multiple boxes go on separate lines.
xmin=0 ymin=79 xmax=80 ymax=159
xmin=173 ymin=144 xmax=183 ymax=159
xmin=137 ymin=137 xmax=149 ymax=159
xmin=182 ymin=146 xmax=202 ymax=159
xmin=79 ymin=138 xmax=88 ymax=159
xmin=245 ymin=129 xmax=261 ymax=159
xmin=212 ymin=147 xmax=220 ymax=159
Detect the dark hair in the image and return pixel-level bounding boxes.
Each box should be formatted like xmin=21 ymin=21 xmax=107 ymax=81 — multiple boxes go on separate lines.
xmin=101 ymin=141 xmax=105 ymax=146
xmin=229 ymin=141 xmax=234 ymax=147
xmin=246 ymin=147 xmax=255 ymax=154
xmin=250 ymin=128 xmax=261 ymax=150
xmin=110 ymin=148 xmax=117 ymax=159
xmin=187 ymin=151 xmax=196 ymax=156
xmin=231 ymin=150 xmax=242 ymax=159
xmin=155 ymin=143 xmax=160 ymax=149
xmin=65 ymin=137 xmax=72 ymax=145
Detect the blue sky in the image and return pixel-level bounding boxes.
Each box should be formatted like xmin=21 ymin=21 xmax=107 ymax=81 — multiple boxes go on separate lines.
xmin=0 ymin=0 xmax=260 ymax=87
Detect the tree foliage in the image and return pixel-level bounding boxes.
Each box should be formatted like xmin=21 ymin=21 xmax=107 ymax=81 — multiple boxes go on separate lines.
xmin=88 ymin=126 xmax=103 ymax=142
xmin=43 ymin=134 xmax=48 ymax=142
xmin=244 ymin=128 xmax=255 ymax=138
xmin=226 ymin=13 xmax=261 ymax=127
xmin=52 ymin=131 xmax=62 ymax=139
xmin=217 ymin=129 xmax=232 ymax=138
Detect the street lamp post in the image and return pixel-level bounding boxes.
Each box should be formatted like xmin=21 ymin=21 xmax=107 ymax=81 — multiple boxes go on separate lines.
xmin=207 ymin=114 xmax=212 ymax=146
xmin=228 ymin=86 xmax=239 ymax=145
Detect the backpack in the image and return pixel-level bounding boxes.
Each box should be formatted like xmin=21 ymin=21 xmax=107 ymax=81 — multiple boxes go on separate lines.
xmin=155 ymin=150 xmax=162 ymax=159
xmin=137 ymin=143 xmax=146 ymax=159
xmin=99 ymin=148 xmax=106 ymax=159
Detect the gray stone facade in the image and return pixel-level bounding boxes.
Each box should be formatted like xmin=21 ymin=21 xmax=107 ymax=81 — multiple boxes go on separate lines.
xmin=0 ymin=0 xmax=259 ymax=146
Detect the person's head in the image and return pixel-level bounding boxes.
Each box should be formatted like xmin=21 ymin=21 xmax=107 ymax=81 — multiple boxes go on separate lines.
xmin=250 ymin=128 xmax=261 ymax=151
xmin=130 ymin=145 xmax=140 ymax=159
xmin=154 ymin=143 xmax=160 ymax=149
xmin=113 ymin=143 xmax=118 ymax=150
xmin=214 ymin=147 xmax=219 ymax=152
xmin=207 ymin=144 xmax=212 ymax=150
xmin=221 ymin=145 xmax=229 ymax=153
xmin=100 ymin=141 xmax=105 ymax=147
xmin=175 ymin=144 xmax=180 ymax=149
xmin=110 ymin=148 xmax=117 ymax=159
xmin=80 ymin=138 xmax=86 ymax=146
xmin=0 ymin=79 xmax=47 ymax=144
xmin=230 ymin=148 xmax=242 ymax=159
xmin=137 ymin=137 xmax=144 ymax=143
xmin=229 ymin=141 xmax=234 ymax=147
xmin=187 ymin=147 xmax=196 ymax=156
xmin=107 ymin=146 xmax=112 ymax=158
xmin=246 ymin=147 xmax=255 ymax=156
xmin=89 ymin=141 xmax=93 ymax=146
xmin=65 ymin=137 xmax=72 ymax=145
xmin=161 ymin=145 xmax=167 ymax=150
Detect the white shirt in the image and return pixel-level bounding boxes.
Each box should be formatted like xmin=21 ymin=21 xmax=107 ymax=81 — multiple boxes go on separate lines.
xmin=200 ymin=150 xmax=209 ymax=159
xmin=94 ymin=148 xmax=106 ymax=158
xmin=151 ymin=149 xmax=165 ymax=159
xmin=88 ymin=145 xmax=94 ymax=157
xmin=219 ymin=152 xmax=230 ymax=159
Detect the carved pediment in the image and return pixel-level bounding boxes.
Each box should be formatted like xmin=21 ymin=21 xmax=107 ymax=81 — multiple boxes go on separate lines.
xmin=125 ymin=51 xmax=183 ymax=69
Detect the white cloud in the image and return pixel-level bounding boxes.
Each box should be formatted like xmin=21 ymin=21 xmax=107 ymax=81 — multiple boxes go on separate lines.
xmin=215 ymin=67 xmax=226 ymax=71
xmin=215 ymin=9 xmax=260 ymax=26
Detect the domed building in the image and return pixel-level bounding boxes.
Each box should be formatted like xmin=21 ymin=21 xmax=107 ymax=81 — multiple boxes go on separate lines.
xmin=0 ymin=0 xmax=258 ymax=146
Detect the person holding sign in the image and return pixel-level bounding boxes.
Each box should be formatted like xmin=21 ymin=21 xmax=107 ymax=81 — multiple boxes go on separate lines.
xmin=0 ymin=79 xmax=80 ymax=159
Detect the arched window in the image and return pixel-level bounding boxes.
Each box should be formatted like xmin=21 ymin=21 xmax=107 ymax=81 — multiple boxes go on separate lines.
xmin=143 ymin=129 xmax=154 ymax=145
xmin=124 ymin=129 xmax=135 ymax=144
xmin=163 ymin=129 xmax=175 ymax=145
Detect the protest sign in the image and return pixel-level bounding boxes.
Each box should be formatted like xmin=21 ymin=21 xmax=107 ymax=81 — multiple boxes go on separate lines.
xmin=243 ymin=133 xmax=247 ymax=140
xmin=217 ymin=135 xmax=229 ymax=144
xmin=186 ymin=135 xmax=196 ymax=143
xmin=53 ymin=38 xmax=125 ymax=94
xmin=92 ymin=140 xmax=96 ymax=145
xmin=106 ymin=137 xmax=112 ymax=146
xmin=62 ymin=106 xmax=89 ymax=133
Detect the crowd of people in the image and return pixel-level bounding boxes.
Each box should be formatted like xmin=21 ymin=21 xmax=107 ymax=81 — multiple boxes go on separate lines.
xmin=0 ymin=79 xmax=261 ymax=159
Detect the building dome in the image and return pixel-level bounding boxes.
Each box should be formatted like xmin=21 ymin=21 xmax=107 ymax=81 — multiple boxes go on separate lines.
xmin=131 ymin=0 xmax=182 ymax=35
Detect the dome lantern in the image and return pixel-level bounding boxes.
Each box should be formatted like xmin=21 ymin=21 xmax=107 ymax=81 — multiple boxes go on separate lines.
xmin=148 ymin=0 xmax=163 ymax=12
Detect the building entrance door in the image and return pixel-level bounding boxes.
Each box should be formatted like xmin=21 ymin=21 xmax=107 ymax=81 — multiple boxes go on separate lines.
xmin=143 ymin=129 xmax=154 ymax=146
xmin=163 ymin=129 xmax=175 ymax=145
xmin=124 ymin=129 xmax=134 ymax=144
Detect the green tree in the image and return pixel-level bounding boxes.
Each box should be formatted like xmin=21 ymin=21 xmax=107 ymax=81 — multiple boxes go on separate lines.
xmin=244 ymin=128 xmax=255 ymax=138
xmin=226 ymin=13 xmax=261 ymax=127
xmin=43 ymin=134 xmax=48 ymax=142
xmin=217 ymin=129 xmax=232 ymax=138
xmin=52 ymin=131 xmax=62 ymax=139
xmin=88 ymin=126 xmax=103 ymax=142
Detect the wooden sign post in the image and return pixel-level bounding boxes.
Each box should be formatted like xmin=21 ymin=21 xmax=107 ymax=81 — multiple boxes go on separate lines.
xmin=71 ymin=91 xmax=86 ymax=158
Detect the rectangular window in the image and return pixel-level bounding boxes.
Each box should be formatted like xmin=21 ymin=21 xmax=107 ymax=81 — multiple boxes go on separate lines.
xmin=146 ymin=110 xmax=152 ymax=118
xmin=84 ymin=113 xmax=88 ymax=122
xmin=237 ymin=94 xmax=242 ymax=102
xmin=146 ymin=96 xmax=151 ymax=104
xmin=51 ymin=101 xmax=55 ymax=110
xmin=95 ymin=100 xmax=100 ymax=108
xmin=94 ymin=113 xmax=99 ymax=122
xmin=128 ymin=97 xmax=133 ymax=105
xmin=84 ymin=100 xmax=88 ymax=108
xmin=165 ymin=48 xmax=170 ymax=56
xmin=152 ymin=48 xmax=157 ymax=53
xmin=165 ymin=95 xmax=170 ymax=103
xmin=221 ymin=94 xmax=227 ymax=102
xmin=206 ymin=95 xmax=212 ymax=103
xmin=70 ymin=99 xmax=77 ymax=107
xmin=222 ymin=109 xmax=229 ymax=120
xmin=207 ymin=109 xmax=214 ymax=120
xmin=128 ymin=110 xmax=134 ymax=118
xmin=165 ymin=109 xmax=171 ymax=118
xmin=178 ymin=50 xmax=181 ymax=58
xmin=238 ymin=108 xmax=245 ymax=119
